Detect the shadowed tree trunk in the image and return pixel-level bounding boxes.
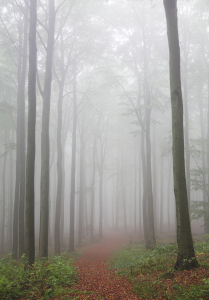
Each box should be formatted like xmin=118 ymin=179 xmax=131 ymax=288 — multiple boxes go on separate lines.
xmin=25 ymin=0 xmax=37 ymax=266
xmin=12 ymin=5 xmax=28 ymax=259
xmin=163 ymin=0 xmax=198 ymax=270
xmin=39 ymin=0 xmax=55 ymax=259
xmin=18 ymin=6 xmax=28 ymax=258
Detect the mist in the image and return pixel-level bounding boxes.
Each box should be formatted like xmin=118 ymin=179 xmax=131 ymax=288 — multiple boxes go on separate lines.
xmin=0 ymin=0 xmax=207 ymax=262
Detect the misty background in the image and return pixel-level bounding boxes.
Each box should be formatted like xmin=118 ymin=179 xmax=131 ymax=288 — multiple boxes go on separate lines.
xmin=0 ymin=0 xmax=208 ymax=256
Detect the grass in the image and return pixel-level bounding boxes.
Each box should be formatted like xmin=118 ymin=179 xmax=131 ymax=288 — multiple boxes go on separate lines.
xmin=109 ymin=239 xmax=209 ymax=299
xmin=0 ymin=252 xmax=78 ymax=299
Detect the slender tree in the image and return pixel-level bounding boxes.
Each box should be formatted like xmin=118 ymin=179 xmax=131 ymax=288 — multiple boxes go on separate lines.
xmin=163 ymin=0 xmax=198 ymax=270
xmin=25 ymin=0 xmax=37 ymax=266
xmin=69 ymin=60 xmax=78 ymax=252
xmin=39 ymin=0 xmax=55 ymax=259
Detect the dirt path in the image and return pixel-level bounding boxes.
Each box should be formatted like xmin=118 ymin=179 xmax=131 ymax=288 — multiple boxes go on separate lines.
xmin=72 ymin=231 xmax=139 ymax=299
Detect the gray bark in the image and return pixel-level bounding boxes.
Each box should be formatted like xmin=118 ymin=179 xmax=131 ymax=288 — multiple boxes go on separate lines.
xmin=39 ymin=0 xmax=55 ymax=259
xmin=69 ymin=61 xmax=77 ymax=252
xmin=164 ymin=0 xmax=198 ymax=270
xmin=25 ymin=0 xmax=37 ymax=266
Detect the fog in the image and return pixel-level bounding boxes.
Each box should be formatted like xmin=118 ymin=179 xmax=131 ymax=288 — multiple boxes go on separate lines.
xmin=0 ymin=0 xmax=208 ymax=258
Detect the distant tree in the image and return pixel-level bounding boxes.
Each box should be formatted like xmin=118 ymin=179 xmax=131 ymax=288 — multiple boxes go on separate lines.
xmin=77 ymin=115 xmax=86 ymax=246
xmin=69 ymin=59 xmax=78 ymax=252
xmin=25 ymin=0 xmax=37 ymax=266
xmin=163 ymin=0 xmax=198 ymax=270
xmin=97 ymin=119 xmax=108 ymax=239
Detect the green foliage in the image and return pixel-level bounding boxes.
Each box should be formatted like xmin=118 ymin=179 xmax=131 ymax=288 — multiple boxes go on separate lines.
xmin=190 ymin=168 xmax=208 ymax=191
xmin=132 ymin=280 xmax=167 ymax=299
xmin=190 ymin=201 xmax=209 ymax=224
xmin=110 ymin=244 xmax=177 ymax=275
xmin=110 ymin=241 xmax=209 ymax=299
xmin=0 ymin=252 xmax=77 ymax=299
xmin=167 ymin=282 xmax=209 ymax=300
xmin=194 ymin=235 xmax=209 ymax=255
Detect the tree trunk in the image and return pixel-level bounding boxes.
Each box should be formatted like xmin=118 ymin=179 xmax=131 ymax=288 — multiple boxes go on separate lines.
xmin=197 ymin=82 xmax=209 ymax=234
xmin=163 ymin=0 xmax=198 ymax=270
xmin=141 ymin=128 xmax=149 ymax=246
xmin=159 ymin=157 xmax=164 ymax=232
xmin=54 ymin=76 xmax=64 ymax=254
xmin=98 ymin=165 xmax=104 ymax=238
xmin=90 ymin=134 xmax=97 ymax=242
xmin=39 ymin=0 xmax=55 ymax=259
xmin=18 ymin=6 xmax=28 ymax=258
xmin=78 ymin=117 xmax=85 ymax=245
xmin=0 ymin=136 xmax=7 ymax=254
xmin=69 ymin=61 xmax=77 ymax=252
xmin=9 ymin=140 xmax=14 ymax=251
xmin=25 ymin=0 xmax=37 ymax=266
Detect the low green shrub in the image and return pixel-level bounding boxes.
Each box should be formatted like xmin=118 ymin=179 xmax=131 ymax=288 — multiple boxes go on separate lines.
xmin=0 ymin=252 xmax=77 ymax=299
xmin=110 ymin=244 xmax=177 ymax=275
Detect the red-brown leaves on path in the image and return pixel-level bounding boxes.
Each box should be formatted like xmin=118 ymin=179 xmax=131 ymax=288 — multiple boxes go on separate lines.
xmin=73 ymin=232 xmax=139 ymax=299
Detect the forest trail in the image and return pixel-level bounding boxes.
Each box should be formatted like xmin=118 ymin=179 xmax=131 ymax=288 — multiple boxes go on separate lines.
xmin=72 ymin=231 xmax=140 ymax=299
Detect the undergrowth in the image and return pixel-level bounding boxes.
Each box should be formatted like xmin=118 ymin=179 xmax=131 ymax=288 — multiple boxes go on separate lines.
xmin=0 ymin=252 xmax=78 ymax=299
xmin=110 ymin=239 xmax=209 ymax=299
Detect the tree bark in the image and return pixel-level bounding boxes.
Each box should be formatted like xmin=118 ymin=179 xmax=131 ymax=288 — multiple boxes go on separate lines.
xmin=39 ymin=0 xmax=55 ymax=259
xmin=69 ymin=60 xmax=77 ymax=252
xmin=164 ymin=0 xmax=198 ymax=270
xmin=54 ymin=77 xmax=64 ymax=254
xmin=18 ymin=6 xmax=28 ymax=258
xmin=25 ymin=0 xmax=37 ymax=266
xmin=0 ymin=135 xmax=7 ymax=254
xmin=78 ymin=117 xmax=85 ymax=245
xmin=90 ymin=132 xmax=97 ymax=242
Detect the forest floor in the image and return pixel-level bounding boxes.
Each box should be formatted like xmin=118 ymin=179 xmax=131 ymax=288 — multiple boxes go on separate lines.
xmin=62 ymin=231 xmax=209 ymax=300
xmin=69 ymin=231 xmax=139 ymax=299
xmin=1 ymin=231 xmax=209 ymax=299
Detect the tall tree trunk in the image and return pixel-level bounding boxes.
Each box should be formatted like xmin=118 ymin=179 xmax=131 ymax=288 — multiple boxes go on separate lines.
xmin=25 ymin=0 xmax=37 ymax=266
xmin=183 ymin=63 xmax=190 ymax=204
xmin=164 ymin=0 xmax=198 ymax=270
xmin=207 ymin=68 xmax=209 ymax=211
xmin=141 ymin=128 xmax=149 ymax=246
xmin=69 ymin=61 xmax=77 ymax=252
xmin=141 ymin=7 xmax=156 ymax=248
xmin=18 ymin=6 xmax=28 ymax=258
xmin=115 ymin=163 xmax=120 ymax=232
xmin=138 ymin=152 xmax=142 ymax=236
xmin=152 ymin=122 xmax=157 ymax=232
xmin=39 ymin=0 xmax=55 ymax=259
xmin=54 ymin=76 xmax=64 ymax=254
xmin=9 ymin=140 xmax=14 ymax=251
xmin=98 ymin=165 xmax=104 ymax=238
xmin=159 ymin=157 xmax=164 ymax=232
xmin=167 ymin=163 xmax=172 ymax=232
xmin=13 ymin=20 xmax=23 ymax=260
xmin=121 ymin=164 xmax=127 ymax=233
xmin=78 ymin=117 xmax=85 ymax=245
xmin=90 ymin=133 xmax=97 ymax=242
xmin=197 ymin=82 xmax=209 ymax=234
xmin=0 ymin=136 xmax=7 ymax=254
xmin=134 ymin=146 xmax=137 ymax=233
